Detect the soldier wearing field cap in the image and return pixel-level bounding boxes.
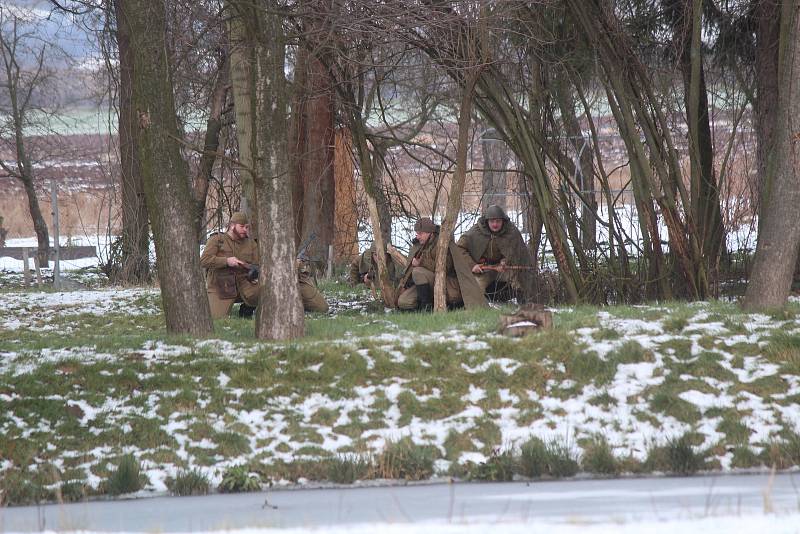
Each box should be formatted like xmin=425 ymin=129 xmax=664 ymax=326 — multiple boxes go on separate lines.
xmin=200 ymin=211 xmax=259 ymax=319
xmin=396 ymin=217 xmax=486 ymax=311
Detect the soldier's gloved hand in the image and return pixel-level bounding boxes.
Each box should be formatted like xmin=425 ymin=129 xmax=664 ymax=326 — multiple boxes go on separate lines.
xmin=472 ymin=263 xmax=484 ymax=274
xmin=247 ymin=266 xmax=260 ymax=282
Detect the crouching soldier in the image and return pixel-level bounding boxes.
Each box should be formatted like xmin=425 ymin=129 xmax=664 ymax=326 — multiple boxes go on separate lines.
xmin=457 ymin=205 xmax=535 ymax=302
xmin=200 ymin=211 xmax=259 ymax=319
xmin=298 ymin=259 xmax=329 ymax=313
xmin=350 ymin=242 xmax=406 ymax=288
xmin=396 ymin=217 xmax=486 ymax=311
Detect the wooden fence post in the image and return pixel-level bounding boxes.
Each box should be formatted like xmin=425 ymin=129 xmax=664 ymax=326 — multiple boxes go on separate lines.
xmin=51 ymin=181 xmax=61 ymax=290
xmin=22 ymin=247 xmax=31 ymax=287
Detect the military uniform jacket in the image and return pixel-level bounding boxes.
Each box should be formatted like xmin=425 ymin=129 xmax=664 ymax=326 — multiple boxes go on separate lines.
xmin=406 ymin=232 xmax=487 ymax=310
xmin=200 ymin=232 xmax=259 ymax=293
xmin=351 ymin=249 xmax=404 ymax=285
xmin=457 ymin=213 xmax=535 ymax=300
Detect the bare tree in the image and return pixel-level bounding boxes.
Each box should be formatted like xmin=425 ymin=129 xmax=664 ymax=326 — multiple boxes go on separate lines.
xmin=0 ymin=7 xmax=52 ymax=267
xmin=743 ymin=1 xmax=800 ymax=310
xmin=122 ymin=0 xmax=213 ymax=334
xmin=110 ymin=0 xmax=150 ymax=283
xmin=229 ymin=0 xmax=304 ymax=339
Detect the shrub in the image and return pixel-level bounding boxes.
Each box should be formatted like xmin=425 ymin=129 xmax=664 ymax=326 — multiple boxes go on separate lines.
xmin=0 ymin=468 xmax=50 ymax=506
xmin=106 ymin=454 xmax=143 ymax=496
xmin=731 ymin=445 xmax=760 ymax=469
xmin=518 ymin=437 xmax=549 ymax=478
xmin=645 ymin=435 xmax=703 ymax=475
xmin=169 ymin=469 xmax=210 ymax=496
xmin=467 ymin=448 xmax=516 ymax=481
xmin=219 ymin=465 xmax=261 ymax=493
xmin=581 ymin=436 xmax=619 ymax=475
xmin=517 ymin=436 xmax=579 ymax=478
xmin=57 ymin=480 xmax=87 ymax=503
xmin=546 ymin=438 xmax=580 ymax=477
xmin=761 ymin=432 xmax=800 ymax=469
xmin=374 ymin=439 xmax=436 ymax=481
xmin=326 ymin=454 xmax=372 ymax=484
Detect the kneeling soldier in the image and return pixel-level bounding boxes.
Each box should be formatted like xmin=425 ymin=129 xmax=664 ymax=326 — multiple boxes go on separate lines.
xmin=396 ymin=217 xmax=486 ymax=311
xmin=200 ymin=212 xmax=259 ymax=319
xmin=457 ymin=205 xmax=535 ymax=302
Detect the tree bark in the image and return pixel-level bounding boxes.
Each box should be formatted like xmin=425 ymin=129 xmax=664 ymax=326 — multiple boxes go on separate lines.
xmin=231 ymin=0 xmax=305 ymax=339
xmin=228 ymin=11 xmax=256 ymax=219
xmin=333 ymin=128 xmax=359 ymax=262
xmin=480 ymin=127 xmax=509 ymax=212
xmin=193 ymin=55 xmax=230 ymax=242
xmin=0 ymin=17 xmax=50 ymax=268
xmin=434 ymin=73 xmax=476 ymax=312
xmin=743 ymin=2 xmax=800 ymax=310
xmin=668 ymin=0 xmax=725 ymax=284
xmin=298 ymin=53 xmax=336 ymax=264
xmin=113 ymin=0 xmax=150 ymax=283
xmin=754 ymin=0 xmax=781 ymax=228
xmin=124 ymin=0 xmax=213 ymax=335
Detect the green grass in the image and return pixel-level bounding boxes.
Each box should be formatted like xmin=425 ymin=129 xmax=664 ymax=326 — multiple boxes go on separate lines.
xmin=106 ymin=454 xmax=144 ymax=496
xmin=5 ymin=283 xmax=800 ymax=502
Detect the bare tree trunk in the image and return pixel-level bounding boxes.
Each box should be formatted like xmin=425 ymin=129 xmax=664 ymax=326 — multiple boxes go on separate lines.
xmin=124 ymin=0 xmax=213 ymax=335
xmin=481 ymin=127 xmax=509 ymax=212
xmin=0 ymin=18 xmax=50 ymax=267
xmin=434 ymin=73 xmax=476 ymax=311
xmin=754 ymin=0 xmax=781 ymax=228
xmin=289 ymin=45 xmax=308 ymax=244
xmin=298 ymin=53 xmax=336 ymax=263
xmin=553 ymin=75 xmax=596 ymax=251
xmin=113 ymin=0 xmax=149 ymax=283
xmin=333 ymin=128 xmax=359 ymax=262
xmin=228 ymin=12 xmax=256 ymax=219
xmin=371 ymin=144 xmax=393 ymax=246
xmin=743 ymin=1 xmax=800 ymax=311
xmin=231 ymin=0 xmax=304 ymax=339
xmin=193 ymin=56 xmax=229 ymax=242
xmin=349 ymin=108 xmax=396 ymax=307
xmin=668 ymin=0 xmax=725 ymax=285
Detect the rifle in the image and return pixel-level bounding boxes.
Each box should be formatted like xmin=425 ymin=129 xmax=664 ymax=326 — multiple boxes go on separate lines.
xmin=297 ymin=231 xmax=317 ymax=262
xmin=392 ymin=239 xmax=431 ymax=303
xmin=476 ymin=262 xmax=537 ymax=273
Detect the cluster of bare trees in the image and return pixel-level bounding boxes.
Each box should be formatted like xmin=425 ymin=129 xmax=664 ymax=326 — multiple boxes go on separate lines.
xmin=4 ymin=0 xmax=798 ymax=338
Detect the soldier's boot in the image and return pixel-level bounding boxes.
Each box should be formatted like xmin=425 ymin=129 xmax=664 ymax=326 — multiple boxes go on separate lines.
xmin=447 ymin=300 xmax=464 ymax=311
xmin=416 ymin=283 xmax=433 ymax=312
xmin=238 ymin=303 xmax=256 ymax=318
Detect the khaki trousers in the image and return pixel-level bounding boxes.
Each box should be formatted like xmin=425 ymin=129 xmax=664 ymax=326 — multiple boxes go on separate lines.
xmin=396 ymin=267 xmax=461 ymax=310
xmin=299 ymin=278 xmax=329 ymax=313
xmin=207 ymin=278 xmax=260 ymax=319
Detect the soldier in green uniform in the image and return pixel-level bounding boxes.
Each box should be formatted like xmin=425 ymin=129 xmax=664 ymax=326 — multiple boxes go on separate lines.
xmin=396 ymin=217 xmax=486 ymax=311
xmin=200 ymin=212 xmax=259 ymax=319
xmin=297 ymin=259 xmax=329 ymax=313
xmin=349 ymin=242 xmax=406 ymax=288
xmin=457 ymin=205 xmax=535 ymax=302
xmin=201 ymin=212 xmax=329 ymax=318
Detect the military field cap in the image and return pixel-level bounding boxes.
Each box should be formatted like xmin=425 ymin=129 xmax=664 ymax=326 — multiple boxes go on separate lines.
xmin=484 ymin=204 xmax=508 ymax=220
xmin=414 ymin=217 xmax=438 ymax=233
xmin=230 ymin=211 xmax=249 ymax=225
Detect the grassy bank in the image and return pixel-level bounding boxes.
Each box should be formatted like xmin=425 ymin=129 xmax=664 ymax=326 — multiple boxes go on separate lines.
xmin=1 ymin=281 xmax=800 ymax=505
